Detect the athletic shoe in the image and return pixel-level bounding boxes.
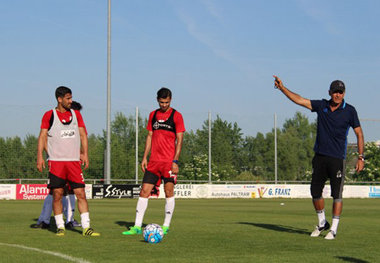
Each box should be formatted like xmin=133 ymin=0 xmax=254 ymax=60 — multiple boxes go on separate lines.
xmin=162 ymin=226 xmax=169 ymax=235
xmin=310 ymin=221 xmax=330 ymax=237
xmin=325 ymin=230 xmax=336 ymax=240
xmin=82 ymin=227 xmax=100 ymax=237
xmin=31 ymin=222 xmax=50 ymax=229
xmin=65 ymin=220 xmax=81 ymax=229
xmin=122 ymin=226 xmax=142 ymax=235
xmin=56 ymin=228 xmax=65 ymax=236
xmin=65 ymin=222 xmax=74 ymax=229
xmin=72 ymin=219 xmax=81 ymax=227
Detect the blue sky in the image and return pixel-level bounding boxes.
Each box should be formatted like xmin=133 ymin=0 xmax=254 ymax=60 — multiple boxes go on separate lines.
xmin=1 ymin=0 xmax=379 ymax=142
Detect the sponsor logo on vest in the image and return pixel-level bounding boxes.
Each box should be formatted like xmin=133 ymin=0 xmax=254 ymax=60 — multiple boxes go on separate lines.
xmin=61 ymin=130 xmax=75 ymax=138
xmin=153 ymin=121 xmax=173 ymax=130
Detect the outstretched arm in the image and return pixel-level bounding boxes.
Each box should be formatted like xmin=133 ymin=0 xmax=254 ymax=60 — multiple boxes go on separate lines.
xmin=273 ymin=75 xmax=312 ymax=110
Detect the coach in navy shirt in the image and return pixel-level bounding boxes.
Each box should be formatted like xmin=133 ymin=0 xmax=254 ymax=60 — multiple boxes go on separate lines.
xmin=273 ymin=75 xmax=364 ymax=240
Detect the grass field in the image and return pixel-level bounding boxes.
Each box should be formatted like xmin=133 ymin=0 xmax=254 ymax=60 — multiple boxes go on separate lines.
xmin=0 ymin=198 xmax=379 ymax=263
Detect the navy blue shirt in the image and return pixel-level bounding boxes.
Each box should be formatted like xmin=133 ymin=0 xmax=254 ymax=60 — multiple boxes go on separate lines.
xmin=311 ymin=99 xmax=360 ymax=159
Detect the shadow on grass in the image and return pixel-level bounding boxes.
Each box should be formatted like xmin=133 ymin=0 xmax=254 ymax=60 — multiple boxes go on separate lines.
xmin=115 ymin=221 xmax=147 ymax=228
xmin=30 ymin=217 xmax=82 ymax=235
xmin=238 ymin=222 xmax=310 ymax=235
xmin=335 ymin=256 xmax=369 ymax=263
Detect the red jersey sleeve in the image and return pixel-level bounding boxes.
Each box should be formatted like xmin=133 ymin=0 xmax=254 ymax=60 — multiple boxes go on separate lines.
xmin=146 ymin=111 xmax=155 ymax=131
xmin=74 ymin=110 xmax=87 ymax=134
xmin=174 ymin=111 xmax=185 ymax=133
xmin=40 ymin=110 xmax=53 ymax=129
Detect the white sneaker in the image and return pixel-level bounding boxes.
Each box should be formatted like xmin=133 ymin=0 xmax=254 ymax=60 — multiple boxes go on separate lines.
xmin=325 ymin=230 xmax=336 ymax=240
xmin=310 ymin=221 xmax=330 ymax=237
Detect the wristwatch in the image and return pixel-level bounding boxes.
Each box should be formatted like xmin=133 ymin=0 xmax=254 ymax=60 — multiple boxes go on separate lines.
xmin=172 ymin=160 xmax=179 ymax=165
xmin=358 ymin=154 xmax=365 ymax=161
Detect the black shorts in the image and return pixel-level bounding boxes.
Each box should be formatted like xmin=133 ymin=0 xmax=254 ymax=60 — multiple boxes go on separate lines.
xmin=310 ymin=154 xmax=345 ymax=200
xmin=48 ymin=173 xmax=85 ymax=190
xmin=142 ymin=170 xmax=176 ymax=185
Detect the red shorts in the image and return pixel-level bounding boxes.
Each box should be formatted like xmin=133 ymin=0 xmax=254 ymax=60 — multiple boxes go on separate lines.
xmin=48 ymin=161 xmax=84 ymax=186
xmin=144 ymin=161 xmax=177 ymax=185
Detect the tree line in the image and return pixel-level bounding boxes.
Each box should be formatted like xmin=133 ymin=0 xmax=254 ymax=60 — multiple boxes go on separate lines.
xmin=0 ymin=112 xmax=377 ymax=182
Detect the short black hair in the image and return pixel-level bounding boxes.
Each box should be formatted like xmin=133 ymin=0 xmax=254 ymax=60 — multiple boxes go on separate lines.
xmin=71 ymin=101 xmax=82 ymax=111
xmin=55 ymin=86 xmax=72 ymax=99
xmin=157 ymin=87 xmax=172 ymax=99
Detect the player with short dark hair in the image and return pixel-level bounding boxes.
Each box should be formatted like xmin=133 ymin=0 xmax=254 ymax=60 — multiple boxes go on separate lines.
xmin=37 ymin=87 xmax=99 ymax=236
xmin=32 ymin=101 xmax=83 ymax=229
xmin=122 ymin=87 xmax=185 ymax=236
xmin=274 ymin=76 xmax=364 ymax=240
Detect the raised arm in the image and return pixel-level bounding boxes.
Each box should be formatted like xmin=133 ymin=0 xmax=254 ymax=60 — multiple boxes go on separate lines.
xmin=273 ymin=75 xmax=312 ymax=110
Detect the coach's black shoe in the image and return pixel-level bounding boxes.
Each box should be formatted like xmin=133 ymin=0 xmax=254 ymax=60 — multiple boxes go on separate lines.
xmin=310 ymin=221 xmax=330 ymax=237
xmin=31 ymin=222 xmax=50 ymax=229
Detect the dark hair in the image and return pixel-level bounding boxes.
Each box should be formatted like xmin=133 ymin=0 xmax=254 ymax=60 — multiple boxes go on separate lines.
xmin=55 ymin=86 xmax=72 ymax=99
xmin=157 ymin=87 xmax=172 ymax=99
xmin=71 ymin=101 xmax=82 ymax=111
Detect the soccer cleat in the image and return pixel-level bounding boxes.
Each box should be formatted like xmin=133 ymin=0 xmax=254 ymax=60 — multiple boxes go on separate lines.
xmin=66 ymin=220 xmax=81 ymax=229
xmin=325 ymin=230 xmax=336 ymax=240
xmin=310 ymin=221 xmax=330 ymax=237
xmin=162 ymin=226 xmax=169 ymax=235
xmin=83 ymin=227 xmax=100 ymax=237
xmin=56 ymin=228 xmax=65 ymax=236
xmin=31 ymin=222 xmax=50 ymax=229
xmin=122 ymin=226 xmax=142 ymax=235
xmin=72 ymin=219 xmax=81 ymax=227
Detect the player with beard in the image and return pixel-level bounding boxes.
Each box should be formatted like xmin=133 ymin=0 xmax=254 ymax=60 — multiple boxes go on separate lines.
xmin=122 ymin=87 xmax=185 ymax=236
xmin=37 ymin=86 xmax=99 ymax=236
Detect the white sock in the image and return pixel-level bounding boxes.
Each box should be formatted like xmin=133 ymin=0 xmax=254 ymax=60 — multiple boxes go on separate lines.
xmin=39 ymin=194 xmax=53 ymax=224
xmin=330 ymin=216 xmax=340 ymax=234
xmin=163 ymin=197 xmax=175 ymax=227
xmin=54 ymin=214 xmax=65 ymax=229
xmin=62 ymin=196 xmax=68 ymax=223
xmin=135 ymin=197 xmax=148 ymax=227
xmin=67 ymin=194 xmax=76 ymax=222
xmin=81 ymin=212 xmax=90 ymax=229
xmin=316 ymin=209 xmax=326 ymax=227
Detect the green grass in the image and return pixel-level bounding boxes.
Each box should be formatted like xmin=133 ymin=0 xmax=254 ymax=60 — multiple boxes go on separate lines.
xmin=0 ymin=198 xmax=379 ymax=262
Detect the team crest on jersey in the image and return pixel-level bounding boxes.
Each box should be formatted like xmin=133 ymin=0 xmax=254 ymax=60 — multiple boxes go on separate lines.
xmin=61 ymin=130 xmax=75 ymax=138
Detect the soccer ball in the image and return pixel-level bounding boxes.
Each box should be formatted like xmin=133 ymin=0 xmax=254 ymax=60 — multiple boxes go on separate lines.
xmin=143 ymin=223 xmax=164 ymax=244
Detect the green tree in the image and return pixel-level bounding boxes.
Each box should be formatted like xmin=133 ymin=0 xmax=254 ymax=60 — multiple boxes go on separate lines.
xmin=356 ymin=142 xmax=380 ymax=181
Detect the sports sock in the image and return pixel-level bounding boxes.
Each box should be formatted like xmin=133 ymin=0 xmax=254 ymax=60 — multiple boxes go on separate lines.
xmin=39 ymin=194 xmax=53 ymax=224
xmin=330 ymin=216 xmax=340 ymax=234
xmin=316 ymin=209 xmax=326 ymax=227
xmin=81 ymin=212 xmax=90 ymax=229
xmin=62 ymin=196 xmax=68 ymax=223
xmin=54 ymin=214 xmax=65 ymax=229
xmin=135 ymin=197 xmax=148 ymax=227
xmin=67 ymin=194 xmax=76 ymax=223
xmin=163 ymin=197 xmax=175 ymax=227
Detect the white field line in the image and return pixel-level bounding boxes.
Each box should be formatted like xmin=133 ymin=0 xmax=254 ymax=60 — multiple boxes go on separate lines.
xmin=0 ymin=242 xmax=91 ymax=263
